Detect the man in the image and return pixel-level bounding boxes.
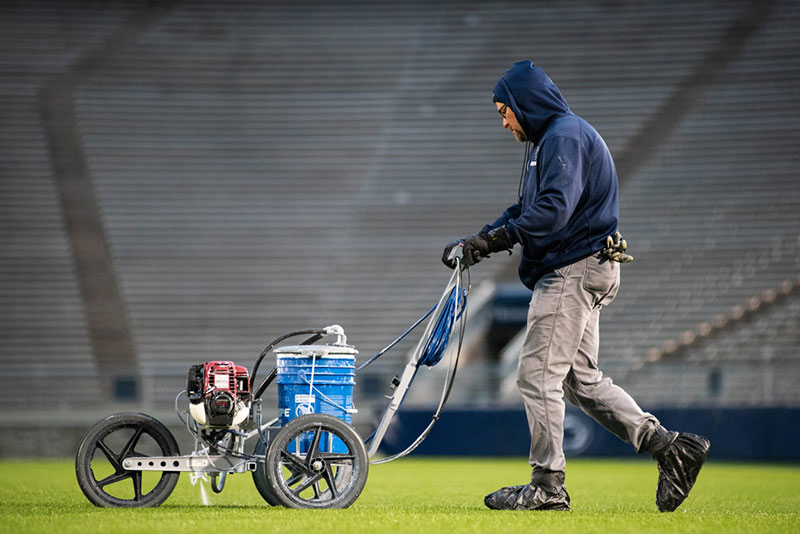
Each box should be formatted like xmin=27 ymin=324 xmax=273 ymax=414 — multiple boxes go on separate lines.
xmin=442 ymin=60 xmax=709 ymax=512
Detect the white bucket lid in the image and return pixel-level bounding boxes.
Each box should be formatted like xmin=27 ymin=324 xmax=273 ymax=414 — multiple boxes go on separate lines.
xmin=275 ymin=344 xmax=358 ymax=358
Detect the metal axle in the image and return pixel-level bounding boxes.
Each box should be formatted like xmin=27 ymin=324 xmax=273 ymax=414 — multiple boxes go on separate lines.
xmin=122 ymin=454 xmax=258 ymax=473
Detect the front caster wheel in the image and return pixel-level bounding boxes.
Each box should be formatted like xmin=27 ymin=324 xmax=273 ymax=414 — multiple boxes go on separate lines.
xmin=264 ymin=414 xmax=368 ymax=509
xmin=75 ymin=413 xmax=180 ymax=508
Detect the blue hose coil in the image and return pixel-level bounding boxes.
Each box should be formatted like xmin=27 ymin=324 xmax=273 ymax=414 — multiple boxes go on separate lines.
xmin=419 ymin=286 xmax=466 ymax=367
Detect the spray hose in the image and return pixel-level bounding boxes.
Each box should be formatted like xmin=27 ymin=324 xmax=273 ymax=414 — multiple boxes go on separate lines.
xmin=357 ymin=267 xmax=467 ymax=372
xmin=367 ymin=254 xmax=469 ymax=464
xmin=419 ymin=284 xmax=467 ymax=367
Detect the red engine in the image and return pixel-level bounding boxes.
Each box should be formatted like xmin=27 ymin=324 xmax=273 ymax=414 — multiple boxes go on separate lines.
xmin=187 ymin=361 xmax=251 ymax=428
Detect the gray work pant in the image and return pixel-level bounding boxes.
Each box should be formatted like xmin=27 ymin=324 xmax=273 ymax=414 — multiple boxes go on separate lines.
xmin=517 ymin=253 xmax=659 ymax=474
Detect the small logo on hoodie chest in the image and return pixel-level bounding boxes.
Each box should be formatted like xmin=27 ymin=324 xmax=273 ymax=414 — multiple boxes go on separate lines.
xmin=520 ymin=145 xmax=542 ymax=204
xmin=529 ymin=145 xmax=541 ymax=167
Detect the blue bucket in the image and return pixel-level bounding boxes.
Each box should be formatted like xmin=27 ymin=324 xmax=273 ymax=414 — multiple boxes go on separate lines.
xmin=275 ymin=344 xmax=357 ymax=454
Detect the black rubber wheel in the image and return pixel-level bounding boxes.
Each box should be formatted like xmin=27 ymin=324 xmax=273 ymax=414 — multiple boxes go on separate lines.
xmin=264 ymin=414 xmax=368 ymax=509
xmin=251 ymin=438 xmax=279 ymax=506
xmin=75 ymin=413 xmax=180 ymax=508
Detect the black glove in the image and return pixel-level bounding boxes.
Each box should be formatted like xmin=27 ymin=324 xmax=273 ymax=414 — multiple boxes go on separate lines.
xmin=443 ymin=226 xmax=513 ymax=269
xmin=442 ymin=240 xmax=463 ymax=269
xmin=464 ymin=226 xmax=514 ymax=266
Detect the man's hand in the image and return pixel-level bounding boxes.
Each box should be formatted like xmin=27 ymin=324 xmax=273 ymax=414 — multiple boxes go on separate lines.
xmin=442 ymin=240 xmax=463 ymax=269
xmin=461 ymin=232 xmax=488 ymax=267
xmin=443 ymin=226 xmax=513 ymax=269
xmin=601 ymin=231 xmax=633 ymax=263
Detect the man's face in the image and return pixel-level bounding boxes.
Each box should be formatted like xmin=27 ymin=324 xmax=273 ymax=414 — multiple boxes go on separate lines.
xmin=496 ymin=102 xmax=527 ymax=142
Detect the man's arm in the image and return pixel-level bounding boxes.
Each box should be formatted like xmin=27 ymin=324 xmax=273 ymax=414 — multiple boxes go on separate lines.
xmin=482 ymin=203 xmax=522 ymax=234
xmin=504 ymin=136 xmax=586 ymax=245
xmin=441 ymin=135 xmax=585 ymax=269
xmin=442 ymin=203 xmax=521 ymax=269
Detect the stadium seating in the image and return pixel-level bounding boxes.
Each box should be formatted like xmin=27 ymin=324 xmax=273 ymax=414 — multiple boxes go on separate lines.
xmin=1 ymin=0 xmax=797 ymax=414
xmin=596 ymin=0 xmax=800 ymax=406
xmin=0 ymin=0 xmax=147 ymax=404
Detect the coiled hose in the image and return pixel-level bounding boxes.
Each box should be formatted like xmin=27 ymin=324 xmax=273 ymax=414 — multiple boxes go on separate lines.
xmin=368 ymin=258 xmax=469 ymax=464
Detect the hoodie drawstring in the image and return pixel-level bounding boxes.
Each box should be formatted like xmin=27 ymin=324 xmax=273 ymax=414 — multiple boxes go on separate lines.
xmin=518 ymin=141 xmax=532 ymax=202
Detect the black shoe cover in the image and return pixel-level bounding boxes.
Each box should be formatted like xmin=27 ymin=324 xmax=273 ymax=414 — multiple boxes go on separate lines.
xmin=655 ymin=432 xmax=710 ymax=512
xmin=484 ymin=483 xmax=570 ymax=511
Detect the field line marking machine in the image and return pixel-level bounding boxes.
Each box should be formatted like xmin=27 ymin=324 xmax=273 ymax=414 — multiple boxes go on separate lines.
xmin=75 ymin=247 xmax=469 ymax=509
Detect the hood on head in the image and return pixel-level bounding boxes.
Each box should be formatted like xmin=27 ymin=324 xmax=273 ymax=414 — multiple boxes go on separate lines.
xmin=493 ymin=60 xmax=571 ymax=143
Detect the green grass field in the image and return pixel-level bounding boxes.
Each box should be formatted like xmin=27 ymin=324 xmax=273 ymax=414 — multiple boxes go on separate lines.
xmin=1 ymin=458 xmax=798 ymax=534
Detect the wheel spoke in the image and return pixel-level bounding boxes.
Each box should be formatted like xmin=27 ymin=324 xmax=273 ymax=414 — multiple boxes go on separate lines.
xmin=306 ymin=426 xmax=323 ymax=463
xmin=96 ymin=439 xmax=121 ymax=469
xmin=119 ymin=426 xmax=145 ymax=460
xmin=132 ymin=472 xmax=143 ymax=501
xmin=285 ymin=471 xmax=305 ymax=486
xmin=280 ymin=449 xmax=311 ymax=473
xmin=96 ymin=470 xmax=131 ymax=488
xmin=292 ymin=472 xmax=323 ymax=496
xmin=323 ymin=465 xmax=339 ymax=499
xmin=318 ymin=452 xmax=355 ymax=463
xmin=312 ymin=481 xmax=321 ymax=499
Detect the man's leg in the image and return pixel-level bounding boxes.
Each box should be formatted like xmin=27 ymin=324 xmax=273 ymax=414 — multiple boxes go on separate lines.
xmin=562 ymin=255 xmax=710 ymax=512
xmin=517 ymin=265 xmax=593 ymax=474
xmin=562 ymin=305 xmax=660 ymax=451
xmin=485 ymin=260 xmax=593 ymax=511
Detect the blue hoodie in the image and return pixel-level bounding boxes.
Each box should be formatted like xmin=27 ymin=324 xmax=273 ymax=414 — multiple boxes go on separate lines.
xmin=486 ymin=60 xmax=619 ymax=290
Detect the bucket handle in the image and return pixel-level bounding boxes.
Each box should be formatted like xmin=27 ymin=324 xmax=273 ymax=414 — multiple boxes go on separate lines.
xmin=298 ymin=370 xmax=358 ymax=415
